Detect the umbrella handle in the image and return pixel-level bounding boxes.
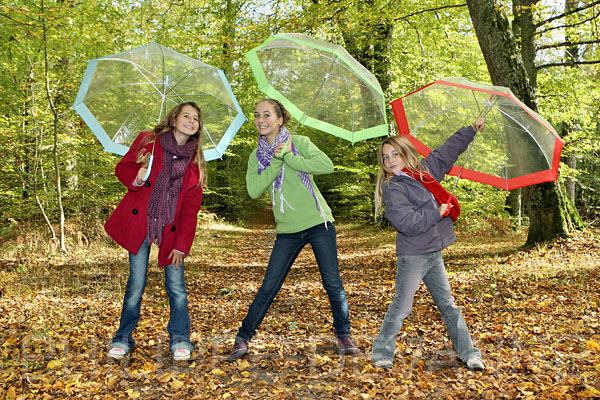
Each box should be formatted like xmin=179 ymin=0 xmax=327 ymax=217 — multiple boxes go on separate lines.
xmin=280 ymin=137 xmax=290 ymax=155
xmin=442 ymin=194 xmax=453 ymax=217
xmin=142 ymin=154 xmax=154 ymax=182
xmin=442 ymin=206 xmax=451 ymax=218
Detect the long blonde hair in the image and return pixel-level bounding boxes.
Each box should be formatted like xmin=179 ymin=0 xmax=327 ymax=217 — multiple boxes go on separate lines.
xmin=374 ymin=135 xmax=427 ymax=218
xmin=142 ymin=102 xmax=207 ymax=188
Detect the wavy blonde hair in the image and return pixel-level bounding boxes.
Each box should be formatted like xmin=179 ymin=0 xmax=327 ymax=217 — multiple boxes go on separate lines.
xmin=374 ymin=135 xmax=427 ymax=218
xmin=141 ymin=102 xmax=207 ymax=188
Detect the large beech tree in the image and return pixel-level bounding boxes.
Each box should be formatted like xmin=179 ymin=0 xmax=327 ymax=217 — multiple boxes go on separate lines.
xmin=465 ymin=0 xmax=589 ymax=245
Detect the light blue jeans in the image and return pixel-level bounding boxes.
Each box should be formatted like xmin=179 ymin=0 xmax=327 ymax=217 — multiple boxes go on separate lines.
xmin=372 ymin=251 xmax=480 ymax=363
xmin=110 ymin=238 xmax=193 ymax=353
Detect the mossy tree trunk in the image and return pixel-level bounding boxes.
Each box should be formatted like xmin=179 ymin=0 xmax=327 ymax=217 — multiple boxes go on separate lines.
xmin=466 ymin=0 xmax=584 ymax=245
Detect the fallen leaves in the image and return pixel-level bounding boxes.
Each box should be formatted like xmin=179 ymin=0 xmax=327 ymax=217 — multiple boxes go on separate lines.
xmin=0 ymin=222 xmax=599 ymax=399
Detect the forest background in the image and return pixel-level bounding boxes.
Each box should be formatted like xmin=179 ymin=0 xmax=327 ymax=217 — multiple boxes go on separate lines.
xmin=1 ymin=1 xmax=600 ymax=399
xmin=1 ymin=0 xmax=599 ymax=245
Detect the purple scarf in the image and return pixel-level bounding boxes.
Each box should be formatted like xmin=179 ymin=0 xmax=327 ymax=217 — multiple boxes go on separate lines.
xmin=147 ymin=131 xmax=196 ymax=246
xmin=256 ymin=126 xmax=325 ymax=220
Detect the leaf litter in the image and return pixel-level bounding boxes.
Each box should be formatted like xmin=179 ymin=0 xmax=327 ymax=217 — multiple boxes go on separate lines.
xmin=0 ymin=218 xmax=599 ymax=399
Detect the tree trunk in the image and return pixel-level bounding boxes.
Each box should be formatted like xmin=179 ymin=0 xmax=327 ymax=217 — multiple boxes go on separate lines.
xmin=208 ymin=0 xmax=239 ymax=216
xmin=567 ymin=155 xmax=577 ymax=203
xmin=42 ymin=0 xmax=66 ymax=252
xmin=466 ymin=0 xmax=582 ymax=245
xmin=563 ymin=0 xmax=581 ymax=204
xmin=506 ymin=189 xmax=522 ymax=226
xmin=34 ymin=129 xmax=56 ymax=239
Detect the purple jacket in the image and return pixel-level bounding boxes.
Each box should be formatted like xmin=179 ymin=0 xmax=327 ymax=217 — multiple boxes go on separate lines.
xmin=383 ymin=126 xmax=477 ymax=255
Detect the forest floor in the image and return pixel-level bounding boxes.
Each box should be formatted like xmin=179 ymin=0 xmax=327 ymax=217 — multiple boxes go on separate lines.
xmin=0 ymin=215 xmax=599 ymax=399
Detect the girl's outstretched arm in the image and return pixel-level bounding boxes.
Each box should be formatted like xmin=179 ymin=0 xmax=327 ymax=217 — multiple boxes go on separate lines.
xmin=424 ymin=125 xmax=477 ymax=181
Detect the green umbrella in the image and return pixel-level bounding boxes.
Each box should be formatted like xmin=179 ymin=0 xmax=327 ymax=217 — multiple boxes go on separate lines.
xmin=245 ymin=33 xmax=388 ymax=142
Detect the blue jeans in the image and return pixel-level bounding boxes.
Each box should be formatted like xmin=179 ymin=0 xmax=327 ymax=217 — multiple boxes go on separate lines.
xmin=372 ymin=251 xmax=480 ymax=363
xmin=237 ymin=222 xmax=351 ymax=342
xmin=110 ymin=239 xmax=193 ymax=353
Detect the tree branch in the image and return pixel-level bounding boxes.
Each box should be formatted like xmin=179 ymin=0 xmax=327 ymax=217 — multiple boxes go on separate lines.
xmin=536 ymin=59 xmax=600 ymax=70
xmin=536 ymin=10 xmax=600 ymax=36
xmin=535 ymin=0 xmax=600 ymax=28
xmin=538 ymin=38 xmax=600 ymax=50
xmin=392 ymin=3 xmax=467 ymax=22
xmin=0 ymin=10 xmax=40 ymax=26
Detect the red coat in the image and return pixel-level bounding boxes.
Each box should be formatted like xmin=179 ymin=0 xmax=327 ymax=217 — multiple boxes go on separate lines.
xmin=104 ymin=131 xmax=203 ymax=267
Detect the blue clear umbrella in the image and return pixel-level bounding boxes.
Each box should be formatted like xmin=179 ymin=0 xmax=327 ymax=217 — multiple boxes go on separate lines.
xmin=72 ymin=43 xmax=246 ymax=165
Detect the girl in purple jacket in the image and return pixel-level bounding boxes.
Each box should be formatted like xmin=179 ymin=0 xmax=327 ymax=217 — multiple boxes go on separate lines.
xmin=371 ymin=117 xmax=485 ymax=371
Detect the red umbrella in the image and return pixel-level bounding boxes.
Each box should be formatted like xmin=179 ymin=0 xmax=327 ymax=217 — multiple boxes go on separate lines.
xmin=391 ymin=77 xmax=564 ymax=191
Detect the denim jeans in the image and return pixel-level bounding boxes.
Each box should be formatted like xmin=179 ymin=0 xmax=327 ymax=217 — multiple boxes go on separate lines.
xmin=372 ymin=251 xmax=480 ymax=363
xmin=237 ymin=222 xmax=351 ymax=342
xmin=110 ymin=239 xmax=193 ymax=353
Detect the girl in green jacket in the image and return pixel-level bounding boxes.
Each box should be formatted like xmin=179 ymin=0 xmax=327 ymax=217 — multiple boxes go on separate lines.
xmin=230 ymin=98 xmax=359 ymax=359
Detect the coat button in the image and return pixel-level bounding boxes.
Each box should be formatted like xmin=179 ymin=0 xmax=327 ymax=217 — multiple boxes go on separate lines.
xmin=171 ymin=226 xmax=176 ymax=232
xmin=132 ymin=208 xmax=138 ymax=215
xmin=144 ymin=181 xmax=151 ymax=187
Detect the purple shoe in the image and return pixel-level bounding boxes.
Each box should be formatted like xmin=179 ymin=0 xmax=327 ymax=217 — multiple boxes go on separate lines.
xmin=230 ymin=337 xmax=248 ymax=360
xmin=338 ymin=337 xmax=359 ymax=355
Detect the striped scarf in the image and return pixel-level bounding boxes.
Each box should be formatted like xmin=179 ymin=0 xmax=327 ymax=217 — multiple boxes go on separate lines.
xmin=256 ymin=126 xmax=326 ymax=221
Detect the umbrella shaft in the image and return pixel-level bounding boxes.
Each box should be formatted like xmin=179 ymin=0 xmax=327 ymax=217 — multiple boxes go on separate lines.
xmin=479 ymin=95 xmax=497 ymax=118
xmin=290 ymin=54 xmax=338 ymax=135
xmin=451 ymin=96 xmax=496 ymax=193
xmin=451 ymin=131 xmax=478 ymax=194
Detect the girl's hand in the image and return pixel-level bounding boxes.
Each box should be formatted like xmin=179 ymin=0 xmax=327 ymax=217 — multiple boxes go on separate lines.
xmin=438 ymin=203 xmax=453 ymax=217
xmin=168 ymin=249 xmax=185 ymax=270
xmin=137 ymin=149 xmax=151 ymax=165
xmin=473 ymin=117 xmax=485 ymax=132
xmin=274 ymin=137 xmax=292 ymax=157
xmin=136 ymin=150 xmax=151 ymax=185
xmin=135 ymin=167 xmax=148 ymax=185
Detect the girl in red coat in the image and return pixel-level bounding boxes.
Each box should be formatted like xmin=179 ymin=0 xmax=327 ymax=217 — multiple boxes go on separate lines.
xmin=105 ymin=102 xmax=206 ymax=361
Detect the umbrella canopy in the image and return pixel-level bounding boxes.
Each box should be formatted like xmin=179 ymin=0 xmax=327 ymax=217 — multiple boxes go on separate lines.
xmin=72 ymin=43 xmax=246 ymax=161
xmin=391 ymin=77 xmax=564 ymax=191
xmin=245 ymin=33 xmax=388 ymax=142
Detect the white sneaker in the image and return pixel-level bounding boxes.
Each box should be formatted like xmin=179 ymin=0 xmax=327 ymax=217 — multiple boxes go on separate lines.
xmin=466 ymin=354 xmax=485 ymax=371
xmin=173 ymin=348 xmax=191 ymax=361
xmin=374 ymin=359 xmax=393 ymax=369
xmin=107 ymin=347 xmax=127 ymax=360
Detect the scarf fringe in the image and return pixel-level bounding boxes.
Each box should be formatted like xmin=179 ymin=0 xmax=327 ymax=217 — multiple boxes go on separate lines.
xmin=320 ymin=206 xmax=331 ymax=229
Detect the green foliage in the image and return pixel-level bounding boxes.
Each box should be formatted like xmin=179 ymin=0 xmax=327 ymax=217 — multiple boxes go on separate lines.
xmin=0 ymin=0 xmax=598 ymax=233
xmin=202 ymin=125 xmax=266 ymax=221
xmin=449 ymin=179 xmax=517 ymax=232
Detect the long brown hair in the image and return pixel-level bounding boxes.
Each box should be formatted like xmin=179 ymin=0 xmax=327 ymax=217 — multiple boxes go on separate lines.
xmin=374 ymin=135 xmax=427 ymax=218
xmin=141 ymin=102 xmax=207 ymax=188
